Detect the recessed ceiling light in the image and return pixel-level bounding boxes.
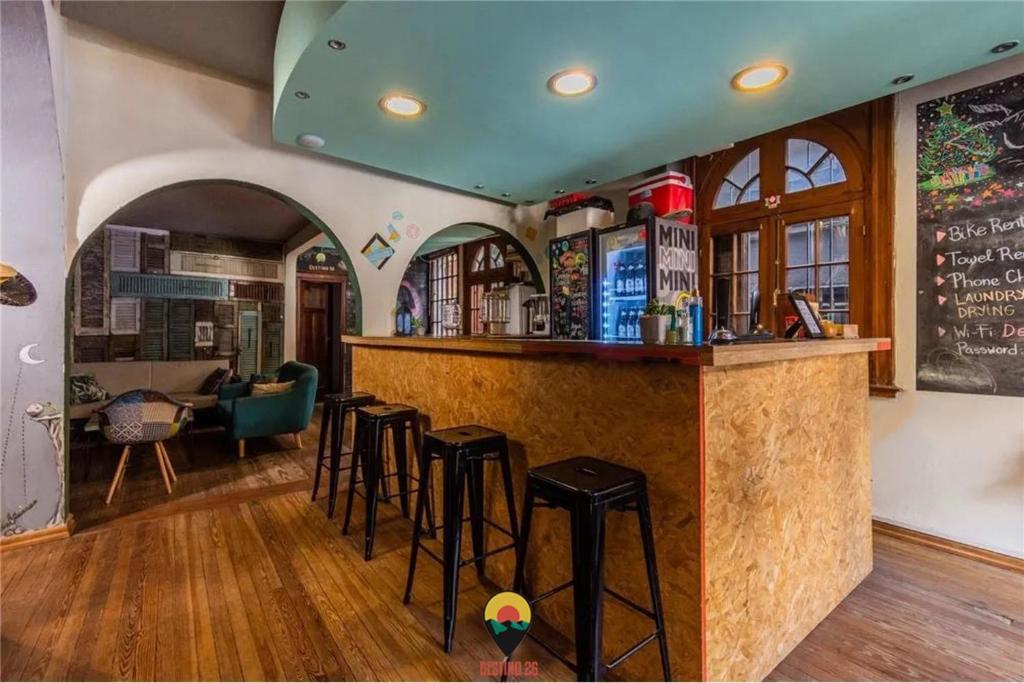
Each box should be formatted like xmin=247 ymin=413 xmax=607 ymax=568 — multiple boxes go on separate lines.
xmin=891 ymin=74 xmax=914 ymax=85
xmin=554 ymin=189 xmax=566 ymax=195
xmin=731 ymin=64 xmax=788 ymax=92
xmin=585 ymin=178 xmax=597 ymax=185
xmin=296 ymin=133 xmax=325 ymax=149
xmin=501 ymin=192 xmax=511 ymax=198
xmin=379 ymin=94 xmax=426 ymax=118
xmin=547 ymin=69 xmax=597 ymax=97
xmin=294 ymin=90 xmax=310 ymax=100
xmin=474 ymin=184 xmax=485 ymax=189
xmin=991 ymin=40 xmax=1019 ymax=53
xmin=328 ymin=39 xmax=346 ymax=51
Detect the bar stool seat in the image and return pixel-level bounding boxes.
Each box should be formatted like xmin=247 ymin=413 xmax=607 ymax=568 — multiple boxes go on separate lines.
xmin=311 ymin=391 xmax=376 ymax=518
xmin=341 ymin=403 xmax=431 ymax=560
xmin=403 ymin=424 xmax=519 ymax=653
xmin=514 ymin=456 xmax=671 ymax=682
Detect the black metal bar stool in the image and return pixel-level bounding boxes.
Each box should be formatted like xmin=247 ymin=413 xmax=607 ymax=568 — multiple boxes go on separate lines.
xmin=403 ymin=425 xmax=520 ymax=653
xmin=341 ymin=404 xmax=432 ymax=560
xmin=311 ymin=391 xmax=376 ymax=517
xmin=513 ymin=456 xmax=670 ymax=682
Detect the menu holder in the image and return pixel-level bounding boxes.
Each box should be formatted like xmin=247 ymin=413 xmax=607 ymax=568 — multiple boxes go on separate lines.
xmin=784 ymin=292 xmax=826 ymax=339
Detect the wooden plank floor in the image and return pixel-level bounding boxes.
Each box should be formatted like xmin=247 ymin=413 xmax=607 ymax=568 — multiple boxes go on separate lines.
xmin=4 ymin=410 xmax=1022 ymax=681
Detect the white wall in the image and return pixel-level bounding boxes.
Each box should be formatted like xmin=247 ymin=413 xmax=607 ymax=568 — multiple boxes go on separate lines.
xmin=870 ymin=55 xmax=1024 ymax=558
xmin=54 ymin=18 xmax=551 ymax=336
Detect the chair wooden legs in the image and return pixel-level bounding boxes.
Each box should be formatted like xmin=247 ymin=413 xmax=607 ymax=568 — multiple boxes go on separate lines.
xmin=238 ymin=439 xmax=246 ymax=459
xmin=155 ymin=443 xmax=173 ymax=494
xmin=294 ymin=432 xmax=304 ymax=449
xmin=105 ymin=445 xmax=131 ymax=505
xmin=158 ymin=442 xmax=177 ymax=482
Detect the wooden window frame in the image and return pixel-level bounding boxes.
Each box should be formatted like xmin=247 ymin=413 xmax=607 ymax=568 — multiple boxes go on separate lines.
xmin=462 ymin=235 xmax=511 ymax=335
xmin=694 ymin=99 xmax=896 ymax=395
xmin=428 ymin=248 xmax=460 ymax=337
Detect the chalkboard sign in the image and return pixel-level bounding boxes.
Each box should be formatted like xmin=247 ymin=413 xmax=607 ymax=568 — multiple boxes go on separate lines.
xmin=549 ymin=231 xmax=593 ymax=340
xmin=916 ymin=74 xmax=1024 ymax=397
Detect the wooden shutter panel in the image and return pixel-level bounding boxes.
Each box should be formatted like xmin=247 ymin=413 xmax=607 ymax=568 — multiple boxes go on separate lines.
xmin=74 ymin=231 xmax=108 ymax=335
xmin=109 ymin=298 xmax=140 ymax=334
xmin=167 ymin=300 xmax=194 ymax=361
xmin=141 ymin=232 xmax=169 ymax=273
xmin=214 ymin=301 xmax=237 ymax=359
xmin=260 ymin=302 xmax=283 ymax=373
xmin=139 ymin=299 xmax=167 ymax=360
xmin=237 ymin=309 xmax=260 ymax=379
xmin=108 ymin=227 xmax=141 ymax=272
xmin=108 ymin=334 xmax=139 ymax=361
xmin=110 ymin=272 xmax=228 ymax=300
xmin=230 ymin=280 xmax=284 ymax=302
xmin=74 ymin=335 xmax=108 ymax=363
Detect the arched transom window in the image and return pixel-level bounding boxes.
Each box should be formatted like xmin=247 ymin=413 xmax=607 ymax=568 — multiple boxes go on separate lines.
xmin=785 ymin=138 xmax=846 ymax=193
xmin=713 ymin=149 xmax=760 ymax=208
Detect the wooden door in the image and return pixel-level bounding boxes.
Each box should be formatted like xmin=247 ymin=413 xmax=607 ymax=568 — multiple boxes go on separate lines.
xmin=298 ymin=280 xmax=331 ymax=395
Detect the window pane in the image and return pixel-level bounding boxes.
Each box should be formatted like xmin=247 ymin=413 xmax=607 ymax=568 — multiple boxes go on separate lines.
xmin=787 ymin=267 xmax=814 ymax=293
xmin=714 ymin=182 xmax=740 ymax=209
xmin=471 ymin=246 xmax=485 ymax=272
xmin=818 ymin=216 xmax=849 ymax=262
xmin=738 ymin=177 xmax=760 ymax=203
xmin=727 ymin=148 xmax=759 ymax=188
xmin=736 ymin=273 xmax=758 ymax=314
xmin=714 ymin=150 xmax=760 ymax=208
xmin=739 ymin=232 xmax=759 ymax=271
xmin=785 ymin=169 xmax=812 ymax=193
xmin=830 ymin=264 xmax=849 ymax=307
xmin=712 ymin=235 xmax=734 ymax=275
xmin=810 ymin=154 xmax=846 ymax=187
xmin=786 ymin=138 xmax=827 ymax=172
xmin=489 ymin=243 xmax=504 ymax=269
xmin=786 ymin=222 xmax=814 ymax=266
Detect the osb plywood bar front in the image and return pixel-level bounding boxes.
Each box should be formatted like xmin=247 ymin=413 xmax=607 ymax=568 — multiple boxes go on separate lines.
xmin=349 ymin=339 xmax=879 ymax=681
xmin=702 ymin=354 xmax=873 ymax=681
xmin=352 ymin=346 xmax=704 ymax=681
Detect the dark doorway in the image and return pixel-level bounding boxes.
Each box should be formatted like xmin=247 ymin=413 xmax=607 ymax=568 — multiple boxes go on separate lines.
xmin=297 ymin=274 xmax=346 ymax=398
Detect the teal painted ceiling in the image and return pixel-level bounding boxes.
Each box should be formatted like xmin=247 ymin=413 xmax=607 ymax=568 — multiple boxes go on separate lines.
xmin=273 ymin=1 xmax=1022 ymax=204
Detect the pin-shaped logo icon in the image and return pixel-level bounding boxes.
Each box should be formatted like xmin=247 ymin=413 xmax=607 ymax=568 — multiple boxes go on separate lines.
xmin=484 ymin=591 xmax=531 ymax=657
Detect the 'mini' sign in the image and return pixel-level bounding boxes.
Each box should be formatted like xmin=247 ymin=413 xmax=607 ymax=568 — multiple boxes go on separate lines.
xmin=656 ymin=221 xmax=698 ymax=294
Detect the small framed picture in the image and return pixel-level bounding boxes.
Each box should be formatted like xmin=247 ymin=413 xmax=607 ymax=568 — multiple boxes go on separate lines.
xmin=788 ymin=292 xmax=826 ymax=339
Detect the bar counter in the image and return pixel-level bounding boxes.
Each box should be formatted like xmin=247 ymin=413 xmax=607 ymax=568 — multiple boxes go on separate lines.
xmin=343 ymin=334 xmax=890 ymax=681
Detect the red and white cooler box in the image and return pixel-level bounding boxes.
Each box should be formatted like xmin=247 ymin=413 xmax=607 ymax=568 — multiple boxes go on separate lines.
xmin=628 ymin=171 xmax=694 ymax=221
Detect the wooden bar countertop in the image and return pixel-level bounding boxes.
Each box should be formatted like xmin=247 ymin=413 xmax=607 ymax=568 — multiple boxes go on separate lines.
xmin=342 ymin=334 xmax=890 ymax=367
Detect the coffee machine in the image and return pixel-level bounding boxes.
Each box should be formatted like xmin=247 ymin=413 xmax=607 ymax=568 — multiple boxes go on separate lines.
xmin=481 ymin=283 xmax=537 ymax=336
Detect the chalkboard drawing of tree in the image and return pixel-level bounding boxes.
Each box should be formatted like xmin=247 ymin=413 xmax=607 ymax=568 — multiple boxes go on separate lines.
xmin=918 ymin=101 xmax=997 ymax=190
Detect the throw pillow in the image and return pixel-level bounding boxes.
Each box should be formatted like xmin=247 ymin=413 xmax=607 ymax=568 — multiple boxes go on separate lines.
xmin=69 ymin=373 xmax=111 ymax=405
xmin=251 ymin=373 xmax=278 ymax=385
xmin=199 ymin=367 xmax=230 ymax=395
xmin=251 ymin=380 xmax=295 ymax=396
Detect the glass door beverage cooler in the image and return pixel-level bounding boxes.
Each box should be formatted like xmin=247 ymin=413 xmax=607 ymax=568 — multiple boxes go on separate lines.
xmin=549 ymin=229 xmax=597 ymax=340
xmin=597 ymin=218 xmax=699 ymax=341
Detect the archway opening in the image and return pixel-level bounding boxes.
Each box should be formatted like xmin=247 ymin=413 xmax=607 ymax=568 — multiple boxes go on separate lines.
xmin=65 ymin=179 xmax=360 ymax=530
xmin=394 ymin=222 xmax=545 ymax=337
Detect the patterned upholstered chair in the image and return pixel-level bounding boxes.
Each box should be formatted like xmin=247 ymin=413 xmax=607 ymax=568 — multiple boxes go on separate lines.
xmin=98 ymin=390 xmax=189 ymax=504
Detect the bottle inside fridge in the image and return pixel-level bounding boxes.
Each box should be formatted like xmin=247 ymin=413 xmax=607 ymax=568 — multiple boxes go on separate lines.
xmin=598 ymin=224 xmax=647 ymax=341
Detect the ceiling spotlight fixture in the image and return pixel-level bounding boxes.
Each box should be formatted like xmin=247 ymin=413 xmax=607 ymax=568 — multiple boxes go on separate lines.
xmin=379 ymin=94 xmax=426 ymax=118
xmin=731 ymin=64 xmax=788 ymax=92
xmin=296 ymin=133 xmax=325 ymax=149
xmin=294 ymin=90 xmax=310 ymax=100
xmin=474 ymin=184 xmax=485 ymax=189
xmin=585 ymin=178 xmax=598 ymax=185
xmin=991 ymin=40 xmax=1019 ymax=54
xmin=328 ymin=38 xmax=347 ymax=50
xmin=554 ymin=189 xmax=566 ymax=195
xmin=891 ymin=74 xmax=915 ymax=85
xmin=547 ymin=69 xmax=598 ymax=97
xmin=501 ymin=192 xmax=511 ymax=198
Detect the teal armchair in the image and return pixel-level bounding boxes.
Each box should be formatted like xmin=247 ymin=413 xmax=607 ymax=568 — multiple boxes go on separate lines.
xmin=218 ymin=361 xmax=318 ymax=458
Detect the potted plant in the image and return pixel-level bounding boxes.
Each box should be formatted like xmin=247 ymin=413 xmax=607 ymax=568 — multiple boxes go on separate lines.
xmin=411 ymin=317 xmax=427 ymax=336
xmin=639 ymin=300 xmax=673 ymax=344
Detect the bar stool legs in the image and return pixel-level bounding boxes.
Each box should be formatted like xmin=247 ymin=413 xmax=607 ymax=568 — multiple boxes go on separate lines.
xmin=514 ymin=457 xmax=671 ymax=682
